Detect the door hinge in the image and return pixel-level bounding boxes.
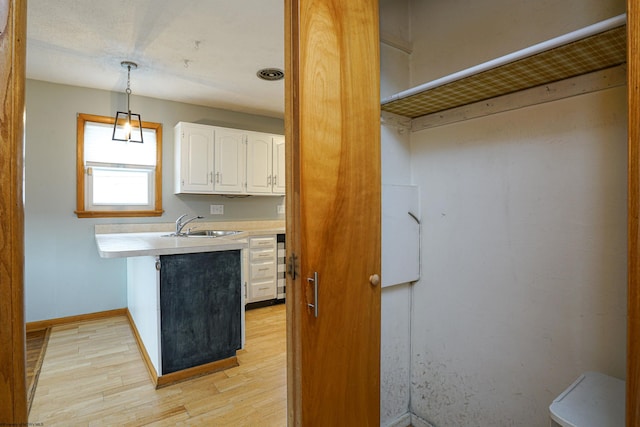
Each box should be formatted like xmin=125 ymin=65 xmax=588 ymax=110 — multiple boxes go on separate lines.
xmin=287 ymin=253 xmax=298 ymax=280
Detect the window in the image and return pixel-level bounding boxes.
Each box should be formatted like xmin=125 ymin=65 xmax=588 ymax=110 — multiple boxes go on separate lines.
xmin=76 ymin=113 xmax=163 ymax=218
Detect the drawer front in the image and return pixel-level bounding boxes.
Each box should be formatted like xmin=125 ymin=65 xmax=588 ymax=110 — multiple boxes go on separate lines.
xmin=251 ymin=262 xmax=275 ymax=280
xmin=250 ymin=236 xmax=276 ymax=249
xmin=251 ymin=280 xmax=276 ymax=300
xmin=250 ymin=247 xmax=275 ymax=262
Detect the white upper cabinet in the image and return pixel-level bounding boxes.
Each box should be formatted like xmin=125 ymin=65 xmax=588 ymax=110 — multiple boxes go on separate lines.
xmin=214 ymin=127 xmax=246 ymax=194
xmin=246 ymin=132 xmax=274 ymax=194
xmin=246 ymin=132 xmax=286 ymax=195
xmin=175 ymin=122 xmax=285 ymax=196
xmin=174 ymin=122 xmax=214 ymax=194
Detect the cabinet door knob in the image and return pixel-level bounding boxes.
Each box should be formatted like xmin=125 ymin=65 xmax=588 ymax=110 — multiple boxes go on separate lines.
xmin=369 ymin=274 xmax=380 ymax=286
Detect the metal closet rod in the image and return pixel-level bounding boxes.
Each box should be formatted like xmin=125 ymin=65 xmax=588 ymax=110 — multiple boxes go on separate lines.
xmin=381 ymin=13 xmax=627 ymax=105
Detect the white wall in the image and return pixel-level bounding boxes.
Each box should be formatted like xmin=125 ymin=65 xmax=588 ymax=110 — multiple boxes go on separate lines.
xmin=411 ymin=88 xmax=627 ymax=426
xmin=410 ymin=0 xmax=626 ymax=86
xmin=24 ymin=79 xmax=284 ymax=322
xmin=405 ymin=0 xmax=627 ymax=425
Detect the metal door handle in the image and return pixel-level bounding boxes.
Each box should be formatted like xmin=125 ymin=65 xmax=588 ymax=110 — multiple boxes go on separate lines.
xmin=307 ymin=272 xmax=318 ymax=318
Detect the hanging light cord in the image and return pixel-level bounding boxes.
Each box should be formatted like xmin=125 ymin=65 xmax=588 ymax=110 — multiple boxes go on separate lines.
xmin=125 ymin=64 xmax=132 ymax=120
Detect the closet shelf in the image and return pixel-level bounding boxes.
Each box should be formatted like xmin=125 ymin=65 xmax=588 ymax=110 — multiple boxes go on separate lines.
xmin=381 ymin=14 xmax=627 ymax=119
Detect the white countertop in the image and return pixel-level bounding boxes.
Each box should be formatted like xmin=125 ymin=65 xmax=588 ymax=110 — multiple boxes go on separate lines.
xmin=95 ymin=220 xmax=285 ymax=259
xmin=95 ymin=231 xmax=248 ymax=258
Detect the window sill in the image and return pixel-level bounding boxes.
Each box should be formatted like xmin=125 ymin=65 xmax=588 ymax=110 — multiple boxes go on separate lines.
xmin=75 ymin=210 xmax=164 ymax=219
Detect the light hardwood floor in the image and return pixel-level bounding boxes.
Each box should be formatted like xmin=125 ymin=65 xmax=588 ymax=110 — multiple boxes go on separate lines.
xmin=28 ymin=304 xmax=286 ymax=426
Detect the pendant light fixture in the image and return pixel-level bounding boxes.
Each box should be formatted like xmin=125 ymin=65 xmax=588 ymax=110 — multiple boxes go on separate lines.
xmin=112 ymin=61 xmax=143 ymax=143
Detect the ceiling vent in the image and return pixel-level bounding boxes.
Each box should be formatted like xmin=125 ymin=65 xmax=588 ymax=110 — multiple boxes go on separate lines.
xmin=257 ymin=68 xmax=284 ymax=81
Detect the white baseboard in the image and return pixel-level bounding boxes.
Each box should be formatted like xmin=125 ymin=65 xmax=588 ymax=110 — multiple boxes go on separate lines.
xmin=382 ymin=412 xmax=435 ymax=427
xmin=411 ymin=413 xmax=435 ymax=427
xmin=383 ymin=412 xmax=411 ymax=427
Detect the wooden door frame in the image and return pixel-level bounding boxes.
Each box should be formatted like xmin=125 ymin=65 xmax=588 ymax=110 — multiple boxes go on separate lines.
xmin=627 ymin=1 xmax=640 ymax=425
xmin=0 ymin=0 xmax=28 ymax=423
xmin=1 ymin=1 xmax=639 ymax=425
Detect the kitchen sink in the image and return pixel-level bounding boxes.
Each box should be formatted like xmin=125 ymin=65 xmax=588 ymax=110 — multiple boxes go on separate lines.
xmin=186 ymin=230 xmax=242 ymax=237
xmin=162 ymin=230 xmax=242 ymax=238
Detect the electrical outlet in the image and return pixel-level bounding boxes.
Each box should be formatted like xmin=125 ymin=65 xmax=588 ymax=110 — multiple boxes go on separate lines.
xmin=277 ymin=205 xmax=285 ymax=214
xmin=210 ymin=204 xmax=224 ymax=215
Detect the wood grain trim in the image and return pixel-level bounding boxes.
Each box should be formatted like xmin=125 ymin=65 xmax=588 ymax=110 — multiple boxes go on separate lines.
xmin=75 ymin=113 xmax=163 ymax=218
xmin=26 ymin=308 xmax=127 ymax=332
xmin=628 ymin=1 xmax=639 ymax=425
xmin=125 ymin=309 xmax=238 ymax=389
xmin=125 ymin=309 xmax=159 ymax=386
xmin=154 ymin=122 xmax=163 ymax=213
xmin=26 ymin=327 xmax=50 ymax=414
xmin=0 ymin=0 xmax=28 ymax=423
xmin=75 ymin=209 xmax=164 ymax=218
xmin=155 ymin=357 xmax=238 ymax=389
xmin=76 ymin=112 xmax=86 ymax=213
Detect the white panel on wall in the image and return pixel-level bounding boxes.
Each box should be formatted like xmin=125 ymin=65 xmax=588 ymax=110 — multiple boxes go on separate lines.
xmin=382 ymin=184 xmax=420 ymax=287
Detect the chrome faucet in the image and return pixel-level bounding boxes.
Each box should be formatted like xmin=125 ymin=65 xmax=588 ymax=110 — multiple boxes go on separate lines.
xmin=175 ymin=214 xmax=203 ymax=235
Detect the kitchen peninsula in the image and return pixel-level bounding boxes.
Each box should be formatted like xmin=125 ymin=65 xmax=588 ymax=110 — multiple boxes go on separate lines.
xmin=95 ymin=223 xmax=281 ymax=388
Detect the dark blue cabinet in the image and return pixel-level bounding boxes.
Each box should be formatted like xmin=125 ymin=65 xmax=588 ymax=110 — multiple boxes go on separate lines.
xmin=159 ymin=250 xmax=241 ymax=374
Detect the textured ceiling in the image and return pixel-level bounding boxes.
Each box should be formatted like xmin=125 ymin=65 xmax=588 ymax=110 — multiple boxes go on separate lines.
xmin=26 ymin=0 xmax=285 ymax=118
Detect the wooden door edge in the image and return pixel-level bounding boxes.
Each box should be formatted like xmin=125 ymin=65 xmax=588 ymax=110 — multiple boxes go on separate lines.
xmin=628 ymin=0 xmax=640 ymax=425
xmin=0 ymin=0 xmax=28 ymax=423
xmin=284 ymin=0 xmax=303 ymax=424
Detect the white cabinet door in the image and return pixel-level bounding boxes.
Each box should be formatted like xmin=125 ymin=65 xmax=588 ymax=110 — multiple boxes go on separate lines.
xmin=174 ymin=122 xmax=214 ymax=193
xmin=246 ymin=132 xmax=273 ymax=194
xmin=214 ymin=127 xmax=246 ymax=193
xmin=273 ymin=136 xmax=286 ymax=194
xmin=246 ymin=133 xmax=286 ymax=195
